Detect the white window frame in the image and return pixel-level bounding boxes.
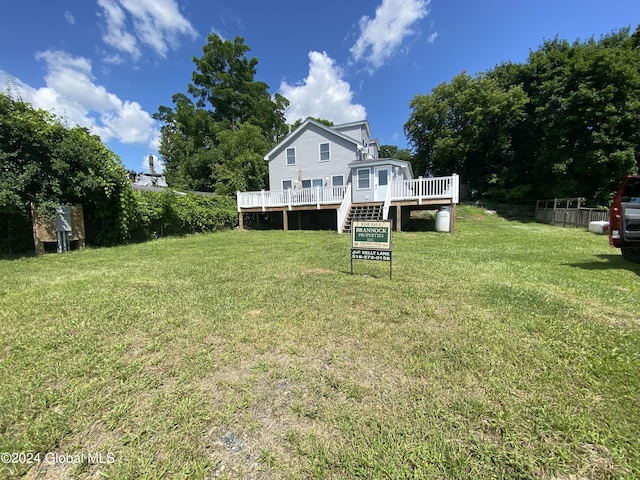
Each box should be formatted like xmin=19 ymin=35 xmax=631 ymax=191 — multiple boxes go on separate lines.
xmin=282 ymin=179 xmax=293 ymax=190
xmin=331 ymin=175 xmax=344 ymax=187
xmin=319 ymin=142 xmax=330 ymax=162
xmin=357 ymin=168 xmax=371 ymax=190
xmin=286 ymin=147 xmax=296 ymax=165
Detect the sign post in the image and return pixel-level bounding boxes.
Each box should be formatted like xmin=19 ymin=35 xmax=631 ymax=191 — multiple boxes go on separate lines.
xmin=350 ymin=220 xmax=393 ymax=279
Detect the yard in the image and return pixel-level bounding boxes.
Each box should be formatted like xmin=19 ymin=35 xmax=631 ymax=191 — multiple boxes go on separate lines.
xmin=0 ymin=205 xmax=638 ymax=479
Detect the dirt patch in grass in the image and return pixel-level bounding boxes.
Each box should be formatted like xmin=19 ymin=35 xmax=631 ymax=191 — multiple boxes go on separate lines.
xmin=197 ymin=334 xmax=415 ymax=477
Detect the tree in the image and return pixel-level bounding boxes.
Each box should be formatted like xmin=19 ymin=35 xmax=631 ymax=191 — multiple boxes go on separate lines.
xmin=155 ymin=34 xmax=288 ymax=192
xmin=379 ymin=145 xmax=411 ymax=162
xmin=405 ymin=72 xmax=527 ymax=199
xmin=211 ymin=122 xmax=271 ymax=195
xmin=0 ymin=92 xmax=136 ymax=251
xmin=522 ymin=31 xmax=640 ymax=204
xmin=405 ymin=27 xmax=640 ymax=204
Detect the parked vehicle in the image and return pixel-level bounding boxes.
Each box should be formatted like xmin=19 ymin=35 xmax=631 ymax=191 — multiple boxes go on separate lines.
xmin=609 ymin=175 xmax=640 ymax=263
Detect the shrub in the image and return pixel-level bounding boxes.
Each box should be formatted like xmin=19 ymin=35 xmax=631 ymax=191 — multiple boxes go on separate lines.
xmin=131 ymin=190 xmax=237 ymax=240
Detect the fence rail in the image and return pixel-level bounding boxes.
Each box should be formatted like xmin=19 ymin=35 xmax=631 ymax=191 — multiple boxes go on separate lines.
xmin=535 ymin=198 xmax=608 ymax=228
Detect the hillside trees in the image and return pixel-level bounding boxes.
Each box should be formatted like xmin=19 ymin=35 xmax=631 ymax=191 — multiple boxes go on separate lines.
xmin=0 ymin=92 xmax=136 ymax=251
xmin=405 ymin=27 xmax=640 ymax=204
xmin=155 ymin=34 xmax=289 ymax=192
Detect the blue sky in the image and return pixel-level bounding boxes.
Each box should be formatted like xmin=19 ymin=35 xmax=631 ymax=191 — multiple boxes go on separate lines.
xmin=1 ymin=0 xmax=638 ymax=174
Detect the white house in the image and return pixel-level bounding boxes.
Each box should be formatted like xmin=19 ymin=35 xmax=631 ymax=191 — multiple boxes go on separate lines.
xmin=237 ymin=118 xmax=458 ymax=233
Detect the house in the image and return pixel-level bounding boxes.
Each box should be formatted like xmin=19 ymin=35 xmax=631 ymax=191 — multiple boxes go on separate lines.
xmin=237 ymin=118 xmax=458 ymax=233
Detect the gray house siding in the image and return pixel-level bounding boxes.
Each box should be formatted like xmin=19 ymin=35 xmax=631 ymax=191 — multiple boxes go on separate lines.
xmin=352 ymin=167 xmax=374 ymax=203
xmin=350 ymin=160 xmax=413 ymax=203
xmin=334 ymin=123 xmax=367 ymax=143
xmin=267 ymin=122 xmax=359 ymax=191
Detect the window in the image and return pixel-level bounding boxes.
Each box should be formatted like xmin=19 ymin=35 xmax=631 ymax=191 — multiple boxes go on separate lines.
xmin=286 ymin=147 xmax=296 ymax=165
xmin=282 ymin=180 xmax=293 ymax=190
xmin=301 ymin=178 xmax=323 ymax=188
xmin=377 ymin=169 xmax=388 ymax=186
xmin=319 ymin=143 xmax=330 ymax=162
xmin=622 ymin=178 xmax=640 ymax=203
xmin=357 ymin=168 xmax=371 ymax=189
xmin=332 ymin=175 xmax=344 ymax=186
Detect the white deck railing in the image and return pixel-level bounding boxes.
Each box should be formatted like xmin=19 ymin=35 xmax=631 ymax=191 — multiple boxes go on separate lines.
xmin=337 ymin=184 xmax=352 ymax=231
xmin=237 ymin=185 xmax=348 ymax=211
xmin=383 ymin=174 xmax=459 ymax=218
xmin=238 ymin=174 xmax=458 ymax=213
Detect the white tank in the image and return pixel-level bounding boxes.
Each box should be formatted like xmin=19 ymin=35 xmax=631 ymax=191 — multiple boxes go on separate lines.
xmin=435 ymin=207 xmax=451 ymax=232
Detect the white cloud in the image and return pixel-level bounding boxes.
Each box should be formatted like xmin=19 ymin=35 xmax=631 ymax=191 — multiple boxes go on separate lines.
xmin=97 ymin=0 xmax=197 ymax=60
xmin=279 ymin=51 xmax=366 ymax=125
xmin=350 ymin=0 xmax=429 ymax=71
xmin=427 ymin=32 xmax=438 ymax=44
xmin=97 ymin=0 xmax=141 ymax=59
xmin=1 ymin=51 xmax=159 ymax=149
xmin=64 ymin=11 xmax=76 ymax=25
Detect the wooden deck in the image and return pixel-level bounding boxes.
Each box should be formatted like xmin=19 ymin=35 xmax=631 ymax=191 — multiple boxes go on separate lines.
xmin=237 ymin=175 xmax=459 ymax=233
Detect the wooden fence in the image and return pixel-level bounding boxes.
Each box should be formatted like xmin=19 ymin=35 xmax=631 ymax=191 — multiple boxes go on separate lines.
xmin=535 ymin=198 xmax=608 ymax=228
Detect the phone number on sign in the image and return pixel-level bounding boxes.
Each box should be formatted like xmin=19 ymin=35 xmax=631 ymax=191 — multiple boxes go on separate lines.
xmin=1 ymin=452 xmax=115 ymax=465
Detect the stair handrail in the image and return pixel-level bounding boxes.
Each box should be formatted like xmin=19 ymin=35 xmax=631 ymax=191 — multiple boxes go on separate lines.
xmin=337 ymin=183 xmax=352 ymax=233
xmin=382 ymin=182 xmax=393 ymax=220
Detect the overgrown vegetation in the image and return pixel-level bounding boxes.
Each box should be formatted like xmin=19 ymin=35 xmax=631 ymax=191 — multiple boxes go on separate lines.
xmin=1 ymin=207 xmax=638 ymax=479
xmin=0 ymin=91 xmax=238 ymax=254
xmin=0 ymin=92 xmax=136 ymax=251
xmin=131 ymin=190 xmax=237 ymax=240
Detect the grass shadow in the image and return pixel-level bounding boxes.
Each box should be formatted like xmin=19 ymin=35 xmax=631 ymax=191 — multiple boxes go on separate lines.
xmin=565 ymin=254 xmax=640 ymax=276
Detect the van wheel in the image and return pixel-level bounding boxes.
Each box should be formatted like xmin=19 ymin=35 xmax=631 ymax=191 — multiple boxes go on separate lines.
xmin=621 ymin=247 xmax=640 ymax=263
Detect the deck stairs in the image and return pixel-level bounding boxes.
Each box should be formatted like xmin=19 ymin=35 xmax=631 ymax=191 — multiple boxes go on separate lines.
xmin=341 ymin=204 xmax=383 ymax=233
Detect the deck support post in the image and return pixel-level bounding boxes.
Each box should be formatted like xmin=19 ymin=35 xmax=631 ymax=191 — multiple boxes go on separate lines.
xmin=238 ymin=212 xmax=244 ymax=230
xmin=282 ymin=210 xmax=288 ymax=231
xmin=451 ymin=202 xmax=456 ymax=234
xmin=396 ymin=205 xmax=402 ymax=232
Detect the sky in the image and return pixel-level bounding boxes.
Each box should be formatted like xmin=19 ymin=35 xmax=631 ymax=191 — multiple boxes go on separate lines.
xmin=1 ymin=0 xmax=639 ymax=174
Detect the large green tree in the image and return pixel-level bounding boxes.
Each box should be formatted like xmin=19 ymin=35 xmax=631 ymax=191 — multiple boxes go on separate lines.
xmin=155 ymin=34 xmax=289 ymax=192
xmin=405 ymin=72 xmax=528 ymax=199
xmin=405 ymin=27 xmax=640 ymax=204
xmin=520 ymin=30 xmax=640 ymax=204
xmin=0 ymin=92 xmax=136 ymax=251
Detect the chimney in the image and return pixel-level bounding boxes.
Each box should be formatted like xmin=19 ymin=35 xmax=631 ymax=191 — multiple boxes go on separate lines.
xmin=148 ymin=155 xmax=156 ymax=176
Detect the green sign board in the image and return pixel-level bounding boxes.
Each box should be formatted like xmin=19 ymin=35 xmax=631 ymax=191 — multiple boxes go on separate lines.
xmin=350 ymin=221 xmax=393 ymax=278
xmin=351 ymin=221 xmax=392 ymax=250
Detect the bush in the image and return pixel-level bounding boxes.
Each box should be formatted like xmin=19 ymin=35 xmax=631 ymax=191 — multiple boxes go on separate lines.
xmin=131 ymin=190 xmax=237 ymax=240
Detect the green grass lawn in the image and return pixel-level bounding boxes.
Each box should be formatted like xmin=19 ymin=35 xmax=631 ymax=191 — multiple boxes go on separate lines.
xmin=1 ymin=205 xmax=639 ymax=479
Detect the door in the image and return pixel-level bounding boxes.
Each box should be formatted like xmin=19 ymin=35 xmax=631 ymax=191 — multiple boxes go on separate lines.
xmin=374 ymin=166 xmax=391 ymax=201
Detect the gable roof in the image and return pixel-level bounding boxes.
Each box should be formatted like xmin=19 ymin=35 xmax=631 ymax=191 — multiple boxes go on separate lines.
xmin=263 ymin=117 xmax=367 ymax=161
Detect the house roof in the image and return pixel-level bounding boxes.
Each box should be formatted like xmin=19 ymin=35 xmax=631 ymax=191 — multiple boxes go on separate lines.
xmin=348 ymin=157 xmax=414 ymax=179
xmin=263 ymin=117 xmax=368 ymax=161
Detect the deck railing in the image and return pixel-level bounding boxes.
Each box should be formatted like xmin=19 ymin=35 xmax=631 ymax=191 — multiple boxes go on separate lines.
xmin=237 ymin=185 xmax=348 ymax=211
xmin=337 ymin=184 xmax=352 ymax=231
xmin=238 ymin=174 xmax=459 ymax=212
xmin=390 ymin=175 xmax=459 ymax=203
xmin=383 ymin=174 xmax=459 ymax=219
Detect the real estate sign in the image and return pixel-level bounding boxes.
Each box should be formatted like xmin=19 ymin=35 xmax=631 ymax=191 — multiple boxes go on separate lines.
xmin=351 ymin=221 xmax=393 ymax=278
xmin=352 ymin=221 xmax=392 ymax=251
